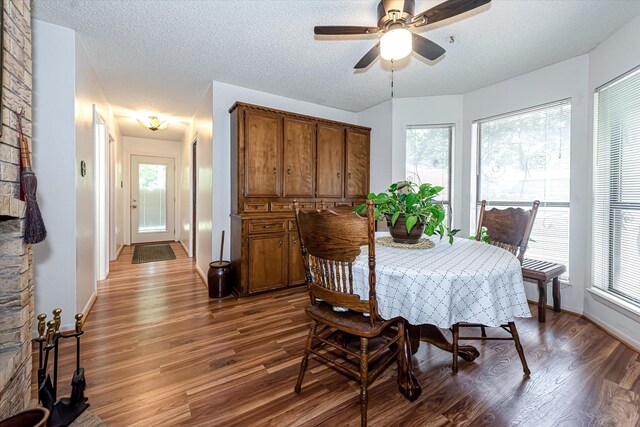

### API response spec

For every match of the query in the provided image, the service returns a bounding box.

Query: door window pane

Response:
[138,163,167,232]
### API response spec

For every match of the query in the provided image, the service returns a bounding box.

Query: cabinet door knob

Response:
[336,172,340,178]
[348,172,351,179]
[273,167,277,175]
[279,239,282,247]
[287,168,291,176]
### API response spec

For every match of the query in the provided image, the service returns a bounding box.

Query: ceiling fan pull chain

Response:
[391,58,394,98]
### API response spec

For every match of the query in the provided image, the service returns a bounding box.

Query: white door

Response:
[131,155,175,243]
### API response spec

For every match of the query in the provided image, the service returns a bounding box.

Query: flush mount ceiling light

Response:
[137,115,168,131]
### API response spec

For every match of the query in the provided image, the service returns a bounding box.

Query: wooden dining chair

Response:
[452,200,540,376]
[292,199,406,427]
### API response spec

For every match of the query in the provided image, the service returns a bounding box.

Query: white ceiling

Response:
[33,0,640,137]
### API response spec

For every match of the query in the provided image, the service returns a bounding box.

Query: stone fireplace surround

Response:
[0,0,34,419]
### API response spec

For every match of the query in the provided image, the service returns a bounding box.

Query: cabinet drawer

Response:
[316,201,334,210]
[244,201,269,212]
[248,220,287,234]
[270,201,292,212]
[296,201,315,210]
[334,201,354,207]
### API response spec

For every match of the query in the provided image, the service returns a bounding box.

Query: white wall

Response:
[357,100,392,194]
[32,20,77,325]
[180,85,214,277]
[75,34,121,317]
[583,14,640,349]
[210,81,358,261]
[122,136,182,245]
[391,96,465,228]
[461,55,590,315]
[33,20,122,329]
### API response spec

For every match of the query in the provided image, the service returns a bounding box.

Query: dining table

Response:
[351,232,532,401]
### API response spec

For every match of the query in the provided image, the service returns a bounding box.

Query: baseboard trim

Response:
[581,314,640,353]
[525,299,582,317]
[82,291,98,323]
[195,264,207,289]
[526,299,640,353]
[179,240,190,257]
[115,244,124,260]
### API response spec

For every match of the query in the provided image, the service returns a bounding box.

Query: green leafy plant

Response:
[355,181,459,244]
[469,226,491,243]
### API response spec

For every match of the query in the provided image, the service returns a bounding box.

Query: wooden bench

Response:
[522,259,566,323]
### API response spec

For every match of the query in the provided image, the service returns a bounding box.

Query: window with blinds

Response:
[474,100,571,279]
[593,66,640,306]
[406,125,453,226]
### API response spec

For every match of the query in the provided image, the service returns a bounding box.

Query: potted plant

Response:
[355,181,458,245]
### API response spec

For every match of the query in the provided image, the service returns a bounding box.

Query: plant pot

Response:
[0,408,49,427]
[385,214,425,244]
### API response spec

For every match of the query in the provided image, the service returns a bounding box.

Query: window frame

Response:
[473,99,572,277]
[594,65,640,306]
[405,123,454,227]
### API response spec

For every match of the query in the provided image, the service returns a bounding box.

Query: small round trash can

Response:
[208,261,233,298]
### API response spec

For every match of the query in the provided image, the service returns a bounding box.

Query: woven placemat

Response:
[376,236,435,249]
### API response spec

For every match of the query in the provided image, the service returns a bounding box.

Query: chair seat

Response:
[305,303,399,338]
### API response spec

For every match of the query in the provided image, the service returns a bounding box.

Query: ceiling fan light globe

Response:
[380,28,412,61]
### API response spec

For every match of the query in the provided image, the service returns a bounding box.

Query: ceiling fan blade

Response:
[314,26,379,35]
[354,43,380,69]
[412,0,491,27]
[412,34,446,61]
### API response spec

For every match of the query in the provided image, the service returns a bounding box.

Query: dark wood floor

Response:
[32,243,640,426]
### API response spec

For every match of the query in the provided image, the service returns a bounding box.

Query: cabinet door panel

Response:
[345,130,369,198]
[248,235,287,292]
[245,111,281,197]
[283,119,315,197]
[288,234,306,285]
[316,125,344,198]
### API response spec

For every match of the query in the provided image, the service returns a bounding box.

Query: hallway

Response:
[31,243,639,426]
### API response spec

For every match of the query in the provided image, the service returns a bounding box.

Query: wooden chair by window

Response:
[452,200,540,376]
[292,200,406,427]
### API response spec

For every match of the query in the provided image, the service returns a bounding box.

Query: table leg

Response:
[397,321,422,402]
[537,280,547,323]
[419,324,480,362]
[552,277,561,312]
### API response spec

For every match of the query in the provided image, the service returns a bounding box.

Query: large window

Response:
[593,66,640,305]
[406,125,453,226]
[474,100,571,278]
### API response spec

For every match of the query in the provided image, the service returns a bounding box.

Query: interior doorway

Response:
[191,138,197,258]
[130,155,176,244]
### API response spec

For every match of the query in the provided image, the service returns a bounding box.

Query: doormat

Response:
[132,244,176,264]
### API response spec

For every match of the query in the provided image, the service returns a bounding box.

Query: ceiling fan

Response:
[314,0,491,69]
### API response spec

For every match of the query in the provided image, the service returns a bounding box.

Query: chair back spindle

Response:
[293,199,378,325]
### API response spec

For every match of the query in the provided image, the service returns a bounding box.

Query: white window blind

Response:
[594,66,640,306]
[475,100,571,279]
[406,125,453,226]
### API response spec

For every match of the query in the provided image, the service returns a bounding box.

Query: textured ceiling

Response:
[34,0,640,130]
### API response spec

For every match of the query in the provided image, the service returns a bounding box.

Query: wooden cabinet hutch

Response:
[230,102,371,296]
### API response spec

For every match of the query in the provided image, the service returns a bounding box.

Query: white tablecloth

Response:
[351,233,531,328]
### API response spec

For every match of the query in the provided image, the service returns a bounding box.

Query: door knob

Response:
[132,205,137,209]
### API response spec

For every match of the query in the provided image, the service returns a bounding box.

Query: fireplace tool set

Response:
[34,309,89,427]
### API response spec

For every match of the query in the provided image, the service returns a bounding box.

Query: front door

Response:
[131,155,175,243]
